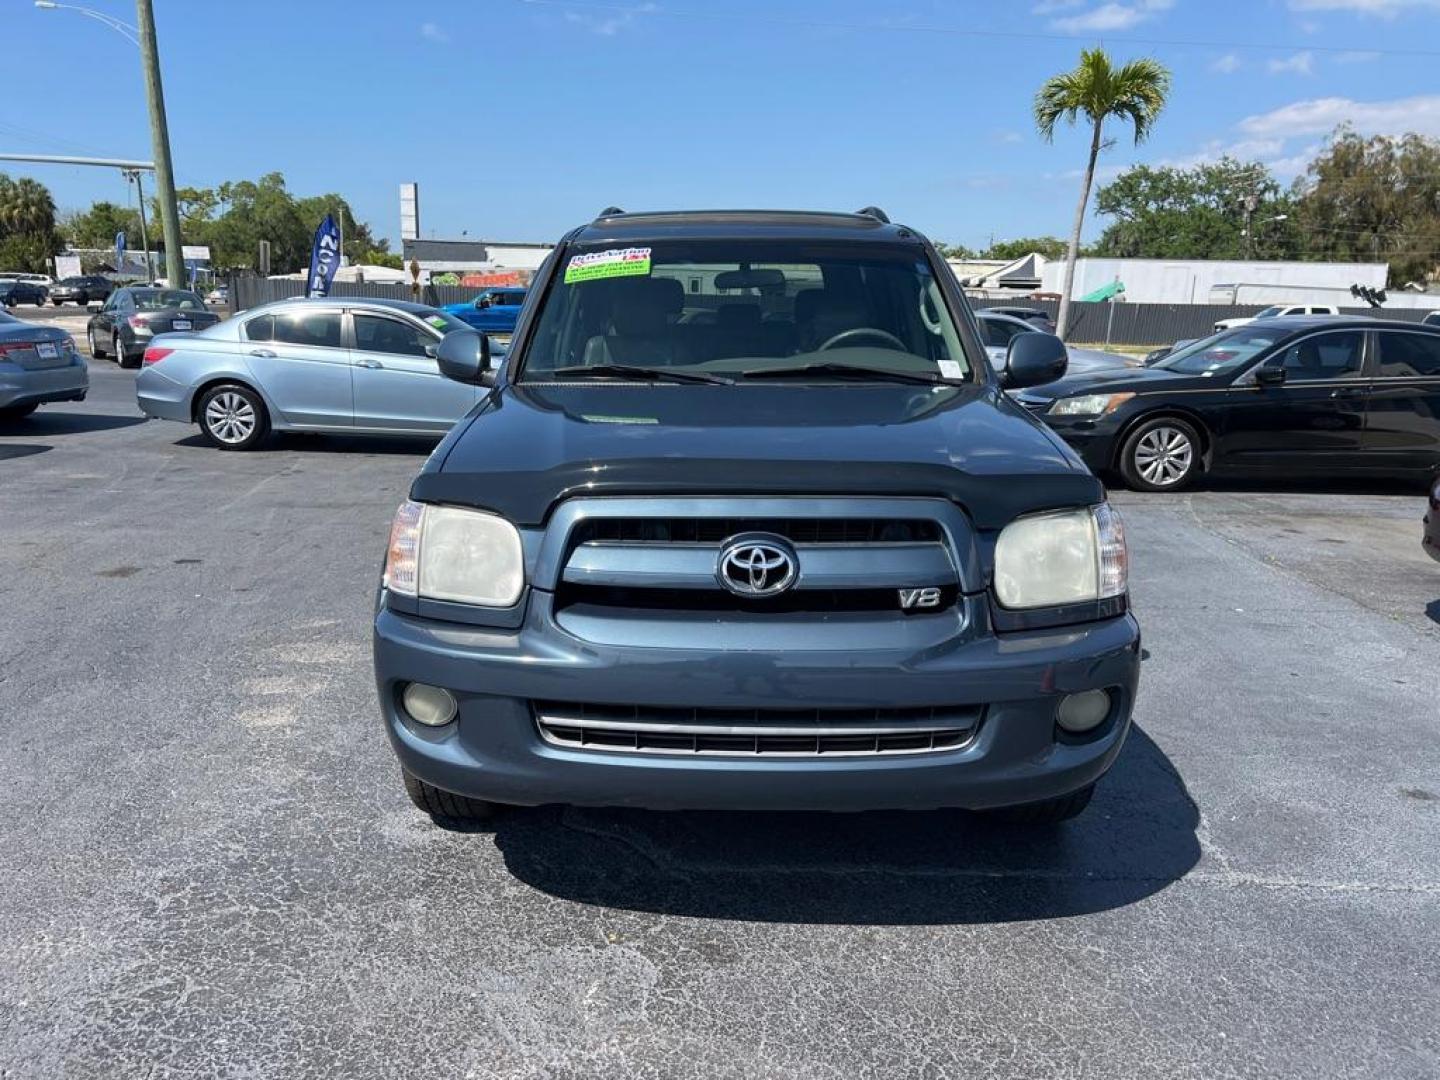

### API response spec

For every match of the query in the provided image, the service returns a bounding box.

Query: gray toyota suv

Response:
[373,208,1141,825]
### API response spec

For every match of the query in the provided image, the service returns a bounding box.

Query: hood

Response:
[1017,363,1223,403]
[412,382,1103,530]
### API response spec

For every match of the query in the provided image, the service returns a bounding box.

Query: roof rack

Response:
[855,206,891,224]
[596,206,625,218]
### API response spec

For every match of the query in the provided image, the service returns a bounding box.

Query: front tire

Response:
[88,328,106,358]
[197,384,269,450]
[988,783,1095,824]
[402,770,498,825]
[1119,417,1203,492]
[114,334,141,369]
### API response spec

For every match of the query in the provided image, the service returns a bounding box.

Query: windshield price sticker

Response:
[565,247,652,284]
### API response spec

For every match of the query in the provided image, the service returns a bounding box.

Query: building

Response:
[1041,256,1395,307]
[399,238,554,287]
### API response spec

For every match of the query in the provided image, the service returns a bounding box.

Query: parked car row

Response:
[86,287,220,368]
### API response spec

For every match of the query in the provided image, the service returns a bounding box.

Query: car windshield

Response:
[1156,327,1287,375]
[519,240,971,382]
[132,289,205,311]
[1254,305,1285,318]
[60,277,84,286]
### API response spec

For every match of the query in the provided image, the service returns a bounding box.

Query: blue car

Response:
[442,288,526,334]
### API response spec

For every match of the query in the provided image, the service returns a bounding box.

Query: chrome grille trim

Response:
[535,702,982,757]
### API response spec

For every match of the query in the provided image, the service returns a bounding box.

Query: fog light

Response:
[1056,689,1111,734]
[401,682,457,727]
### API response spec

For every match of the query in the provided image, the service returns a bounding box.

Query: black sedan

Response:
[0,280,48,308]
[1016,316,1440,491]
[48,275,113,305]
[87,287,220,368]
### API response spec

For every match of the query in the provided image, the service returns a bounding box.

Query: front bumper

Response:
[1031,412,1122,474]
[0,361,88,409]
[374,591,1142,812]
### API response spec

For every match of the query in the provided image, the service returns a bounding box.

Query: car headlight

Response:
[1047,392,1134,417]
[994,503,1127,610]
[384,500,524,607]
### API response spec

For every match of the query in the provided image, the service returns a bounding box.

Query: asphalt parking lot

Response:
[2,353,1438,1079]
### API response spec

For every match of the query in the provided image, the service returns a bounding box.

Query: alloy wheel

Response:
[1133,425,1195,488]
[204,392,257,444]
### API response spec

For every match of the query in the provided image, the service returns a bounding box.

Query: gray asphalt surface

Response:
[2,356,1438,1079]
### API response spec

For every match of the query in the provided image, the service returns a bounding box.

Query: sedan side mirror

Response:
[1256,365,1287,386]
[87,301,103,314]
[436,329,494,386]
[1001,332,1068,389]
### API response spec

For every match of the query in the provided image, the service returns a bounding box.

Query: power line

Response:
[519,0,1440,59]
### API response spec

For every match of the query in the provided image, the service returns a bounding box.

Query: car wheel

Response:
[1120,417,1202,492]
[402,770,499,825]
[87,328,106,358]
[197,383,269,450]
[987,783,1094,824]
[115,334,141,369]
[0,403,39,421]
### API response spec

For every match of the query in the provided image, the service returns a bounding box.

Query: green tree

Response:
[934,241,977,259]
[62,201,143,250]
[982,236,1068,261]
[1093,159,1298,260]
[0,173,61,272]
[1034,48,1171,337]
[1294,128,1440,285]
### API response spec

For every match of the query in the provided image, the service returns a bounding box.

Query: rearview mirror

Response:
[1255,365,1286,386]
[87,301,102,313]
[436,329,494,386]
[1001,332,1068,389]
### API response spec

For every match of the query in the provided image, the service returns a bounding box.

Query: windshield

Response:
[133,289,205,311]
[1254,305,1284,318]
[1156,327,1287,376]
[518,240,971,383]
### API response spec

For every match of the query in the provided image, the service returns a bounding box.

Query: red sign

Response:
[460,270,523,288]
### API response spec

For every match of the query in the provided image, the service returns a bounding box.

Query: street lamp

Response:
[34,0,183,288]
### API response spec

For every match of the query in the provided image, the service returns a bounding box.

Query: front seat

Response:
[583,278,687,366]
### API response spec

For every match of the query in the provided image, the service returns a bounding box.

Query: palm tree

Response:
[0,175,58,236]
[1035,49,1171,339]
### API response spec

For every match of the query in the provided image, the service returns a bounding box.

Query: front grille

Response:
[557,583,958,614]
[574,517,941,545]
[534,701,982,757]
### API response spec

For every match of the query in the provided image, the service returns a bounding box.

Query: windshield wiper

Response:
[546,363,734,385]
[739,362,947,386]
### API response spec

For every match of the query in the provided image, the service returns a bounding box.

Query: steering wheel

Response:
[817,327,907,352]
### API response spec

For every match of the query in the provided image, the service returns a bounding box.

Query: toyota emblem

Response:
[716,534,798,597]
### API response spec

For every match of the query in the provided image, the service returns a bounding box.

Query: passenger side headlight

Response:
[384,500,525,607]
[994,504,1127,610]
[1048,392,1134,417]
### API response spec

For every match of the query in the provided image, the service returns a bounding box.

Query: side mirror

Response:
[436,329,494,386]
[1256,365,1287,386]
[87,301,103,314]
[1001,332,1068,389]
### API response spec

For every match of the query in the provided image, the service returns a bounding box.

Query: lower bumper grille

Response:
[534,701,982,757]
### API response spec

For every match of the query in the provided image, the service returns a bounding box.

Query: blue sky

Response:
[6,0,1440,251]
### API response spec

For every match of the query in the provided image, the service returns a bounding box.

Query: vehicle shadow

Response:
[173,432,440,456]
[1193,475,1426,497]
[0,413,145,436]
[489,724,1200,925]
[1427,600,1440,627]
[0,443,51,461]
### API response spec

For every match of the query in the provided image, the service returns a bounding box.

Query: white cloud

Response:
[1238,93,1440,138]
[562,2,657,35]
[1049,0,1174,32]
[995,131,1025,144]
[1267,51,1315,74]
[419,21,450,43]
[1289,0,1440,15]
[1210,53,1242,74]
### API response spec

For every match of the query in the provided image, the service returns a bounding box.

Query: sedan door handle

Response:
[1329,385,1366,399]
[248,348,276,358]
[357,359,384,369]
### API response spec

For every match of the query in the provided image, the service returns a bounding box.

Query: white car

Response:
[1214,303,1338,333]
[1423,310,1439,328]
[0,272,54,286]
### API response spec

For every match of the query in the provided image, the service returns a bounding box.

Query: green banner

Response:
[564,247,652,284]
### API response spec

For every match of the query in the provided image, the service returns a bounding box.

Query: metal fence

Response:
[971,298,1431,346]
[230,274,1430,348]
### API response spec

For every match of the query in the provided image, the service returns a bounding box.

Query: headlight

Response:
[384,500,524,607]
[1048,392,1134,418]
[994,503,1128,610]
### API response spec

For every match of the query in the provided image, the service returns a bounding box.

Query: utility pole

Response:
[135,0,182,287]
[123,168,153,280]
[1242,192,1258,261]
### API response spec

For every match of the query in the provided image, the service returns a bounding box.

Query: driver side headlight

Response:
[994,504,1127,610]
[1048,392,1134,417]
[384,500,525,607]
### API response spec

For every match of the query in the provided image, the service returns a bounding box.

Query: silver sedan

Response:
[135,297,492,450]
[975,310,1132,381]
[0,309,88,420]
